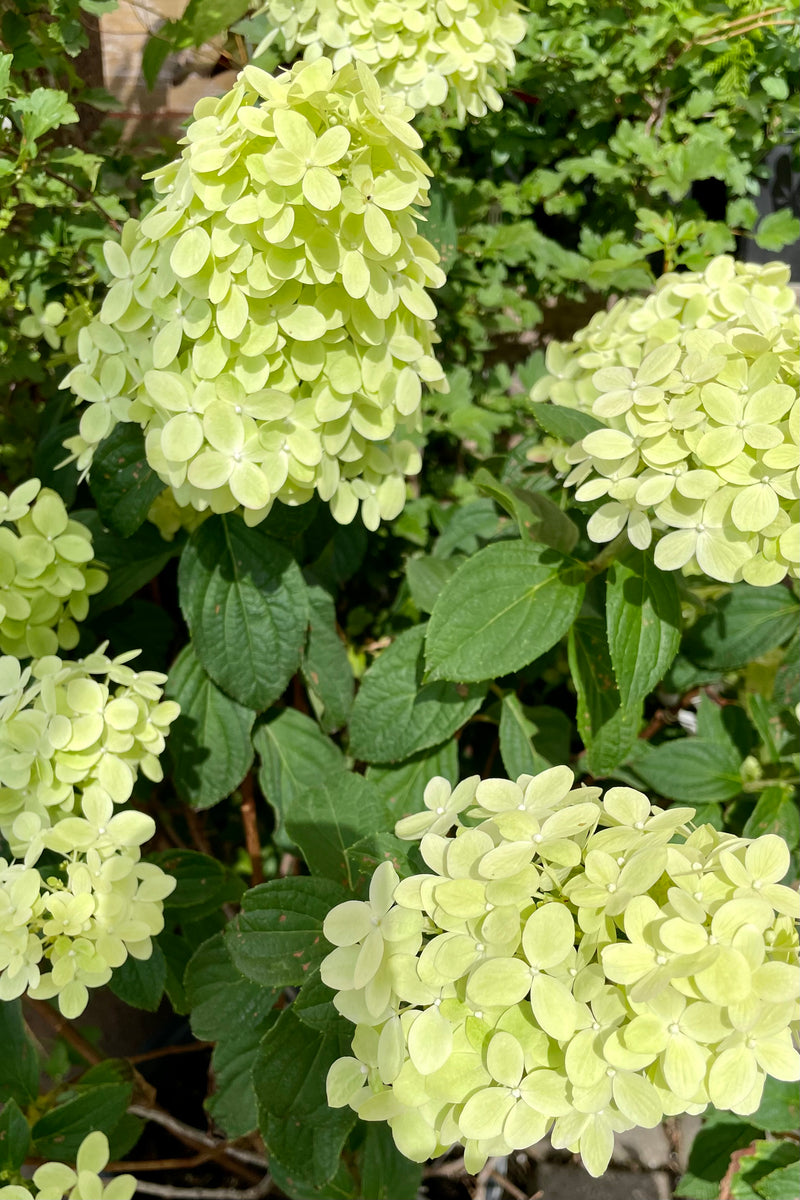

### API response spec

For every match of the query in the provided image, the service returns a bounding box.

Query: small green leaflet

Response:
[606,549,681,708]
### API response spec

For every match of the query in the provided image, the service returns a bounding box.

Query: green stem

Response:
[584,532,631,579]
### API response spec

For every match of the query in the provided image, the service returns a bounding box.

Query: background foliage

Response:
[0,0,799,1197]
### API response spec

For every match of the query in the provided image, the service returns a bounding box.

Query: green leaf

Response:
[32,1063,132,1160]
[366,741,459,824]
[0,1000,38,1106]
[254,708,346,832]
[425,184,458,271]
[16,88,77,143]
[185,932,278,1137]
[606,550,681,707]
[89,424,165,537]
[0,1098,30,1174]
[178,515,309,710]
[292,971,339,1033]
[348,624,487,763]
[254,1008,356,1188]
[344,834,423,896]
[431,499,500,559]
[269,1157,359,1200]
[166,643,256,810]
[361,1123,422,1200]
[743,785,800,844]
[474,467,579,553]
[683,584,799,672]
[499,695,572,778]
[754,209,800,251]
[629,736,744,803]
[425,541,584,682]
[73,511,179,616]
[149,849,244,920]
[301,586,354,733]
[141,34,173,90]
[731,1139,799,1200]
[225,877,346,988]
[406,556,463,614]
[568,618,640,776]
[675,1113,762,1200]
[772,635,800,710]
[285,773,386,889]
[530,402,606,444]
[749,1078,800,1135]
[108,944,166,1012]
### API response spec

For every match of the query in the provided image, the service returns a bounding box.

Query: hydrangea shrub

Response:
[0,645,179,1016]
[63,57,448,532]
[0,480,106,658]
[265,0,527,119]
[0,1131,137,1199]
[321,767,800,1177]
[532,256,800,586]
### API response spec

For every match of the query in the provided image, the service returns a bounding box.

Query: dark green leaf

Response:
[0,1000,38,1106]
[499,695,572,778]
[254,1009,355,1188]
[32,1062,132,1160]
[225,877,346,988]
[89,424,165,537]
[185,932,278,1137]
[772,635,800,710]
[683,585,799,672]
[406,556,463,614]
[474,467,579,553]
[366,741,459,824]
[166,643,256,810]
[269,1155,359,1199]
[344,834,424,896]
[178,515,309,710]
[301,586,354,733]
[675,1113,762,1200]
[530,402,605,443]
[750,1078,800,1133]
[606,550,681,707]
[285,774,386,889]
[426,541,584,682]
[74,511,180,616]
[0,1098,30,1173]
[630,737,743,803]
[292,972,339,1032]
[731,1139,799,1200]
[149,849,244,920]
[108,944,166,1012]
[568,618,641,776]
[743,785,800,843]
[348,624,487,763]
[431,499,500,559]
[254,708,346,831]
[361,1123,422,1200]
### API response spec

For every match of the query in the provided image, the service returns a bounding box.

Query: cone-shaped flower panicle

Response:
[0,479,106,658]
[320,769,800,1177]
[62,58,449,532]
[0,645,179,1017]
[264,0,527,121]
[531,256,800,586]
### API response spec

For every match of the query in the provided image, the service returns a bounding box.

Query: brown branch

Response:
[131,1179,272,1199]
[488,1169,532,1200]
[240,773,264,886]
[24,997,103,1064]
[183,805,213,856]
[106,1153,215,1172]
[128,1041,213,1065]
[127,1105,268,1171]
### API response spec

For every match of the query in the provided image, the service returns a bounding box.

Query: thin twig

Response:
[107,1154,214,1172]
[183,805,213,856]
[239,774,264,886]
[473,1157,497,1200]
[128,1041,213,1065]
[131,1178,272,1199]
[127,1106,268,1170]
[24,997,103,1064]
[488,1170,531,1200]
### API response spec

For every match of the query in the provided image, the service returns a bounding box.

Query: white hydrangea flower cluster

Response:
[531,257,800,586]
[62,57,448,532]
[265,0,527,120]
[0,480,106,659]
[322,767,800,1178]
[0,1131,137,1199]
[0,647,178,1017]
